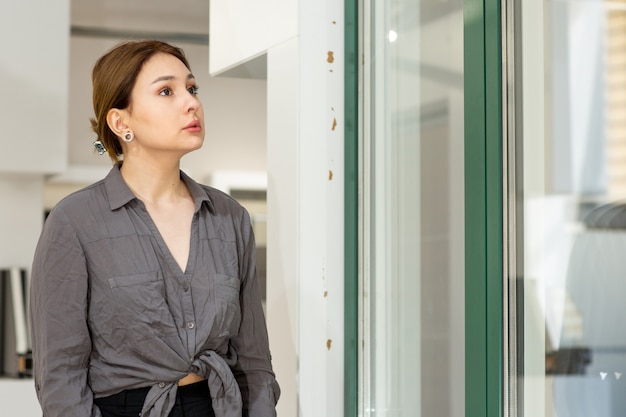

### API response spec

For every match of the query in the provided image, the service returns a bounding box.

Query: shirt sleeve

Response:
[29,208,102,417]
[230,209,281,417]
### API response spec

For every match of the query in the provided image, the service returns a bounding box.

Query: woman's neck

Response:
[119,157,188,205]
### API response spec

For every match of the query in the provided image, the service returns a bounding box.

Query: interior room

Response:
[0,1,270,415]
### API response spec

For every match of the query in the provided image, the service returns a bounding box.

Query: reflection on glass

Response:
[361,0,464,416]
[514,1,626,416]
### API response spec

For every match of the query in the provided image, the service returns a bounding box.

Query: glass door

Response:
[359,0,465,416]
[506,0,626,416]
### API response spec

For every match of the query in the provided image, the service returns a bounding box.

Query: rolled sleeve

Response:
[30,209,101,417]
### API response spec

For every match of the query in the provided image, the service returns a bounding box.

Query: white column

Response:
[296,1,344,416]
[266,1,344,416]
[211,0,345,414]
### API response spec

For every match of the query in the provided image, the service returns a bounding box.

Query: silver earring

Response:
[93,140,107,155]
[123,131,134,142]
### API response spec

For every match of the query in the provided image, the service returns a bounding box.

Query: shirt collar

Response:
[180,169,215,213]
[104,164,215,213]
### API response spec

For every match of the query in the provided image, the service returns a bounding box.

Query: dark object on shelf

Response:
[0,267,32,378]
[546,347,592,375]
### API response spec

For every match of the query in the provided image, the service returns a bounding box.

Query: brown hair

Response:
[90,40,191,163]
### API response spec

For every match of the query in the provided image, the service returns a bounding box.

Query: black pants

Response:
[94,380,215,417]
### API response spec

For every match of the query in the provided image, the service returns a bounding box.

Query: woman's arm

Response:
[230,209,280,417]
[30,209,101,417]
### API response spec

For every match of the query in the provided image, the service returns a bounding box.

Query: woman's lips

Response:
[184,120,201,132]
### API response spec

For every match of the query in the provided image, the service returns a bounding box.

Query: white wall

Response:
[266,39,299,417]
[0,0,69,413]
[0,176,44,268]
[0,0,69,262]
[0,1,69,174]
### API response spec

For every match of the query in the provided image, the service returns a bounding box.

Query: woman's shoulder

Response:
[47,179,108,220]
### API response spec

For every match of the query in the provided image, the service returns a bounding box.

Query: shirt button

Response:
[183,285,189,292]
[187,322,195,329]
[158,382,165,388]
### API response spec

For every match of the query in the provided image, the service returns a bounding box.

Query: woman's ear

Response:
[106,108,129,138]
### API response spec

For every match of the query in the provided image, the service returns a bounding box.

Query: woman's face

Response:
[125,52,205,158]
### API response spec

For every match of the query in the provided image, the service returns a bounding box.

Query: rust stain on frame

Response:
[327,339,332,350]
[328,170,334,181]
[327,51,334,63]
[331,117,337,131]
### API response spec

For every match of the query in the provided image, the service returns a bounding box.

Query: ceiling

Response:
[70,0,209,43]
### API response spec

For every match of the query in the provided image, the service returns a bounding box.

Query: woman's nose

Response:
[186,94,201,113]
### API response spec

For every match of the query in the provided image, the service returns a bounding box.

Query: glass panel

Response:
[360,0,464,416]
[510,0,626,416]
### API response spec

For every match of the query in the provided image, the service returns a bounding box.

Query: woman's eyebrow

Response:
[151,73,195,84]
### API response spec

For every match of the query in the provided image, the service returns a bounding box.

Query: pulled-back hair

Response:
[90,40,191,163]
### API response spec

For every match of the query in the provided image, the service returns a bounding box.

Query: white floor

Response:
[0,379,41,416]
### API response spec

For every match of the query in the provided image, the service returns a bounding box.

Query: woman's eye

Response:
[159,87,172,96]
[188,85,199,95]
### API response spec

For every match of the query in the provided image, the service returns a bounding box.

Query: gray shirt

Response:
[30,165,279,417]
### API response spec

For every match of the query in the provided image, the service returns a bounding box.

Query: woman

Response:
[30,40,280,417]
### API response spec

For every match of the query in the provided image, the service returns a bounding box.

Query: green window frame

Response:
[464,0,504,416]
[343,0,505,416]
[344,0,359,416]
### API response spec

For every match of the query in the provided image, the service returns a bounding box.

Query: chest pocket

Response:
[108,272,178,341]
